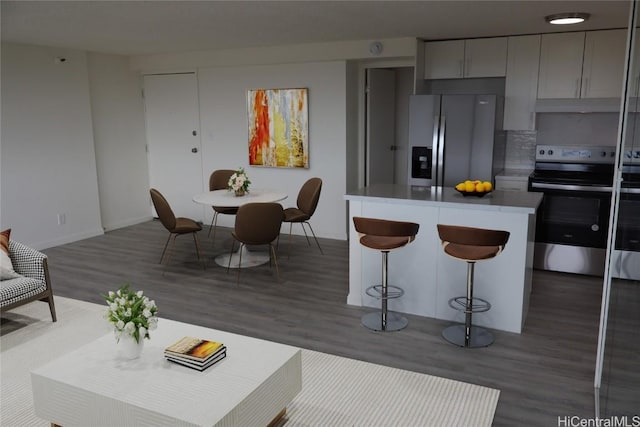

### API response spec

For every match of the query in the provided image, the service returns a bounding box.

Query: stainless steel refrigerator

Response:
[407,94,504,187]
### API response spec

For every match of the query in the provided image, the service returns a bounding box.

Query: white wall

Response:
[131,38,417,72]
[0,38,415,249]
[131,39,417,241]
[197,61,348,239]
[1,43,103,249]
[87,53,151,231]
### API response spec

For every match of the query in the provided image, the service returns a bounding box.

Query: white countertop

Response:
[344,184,542,214]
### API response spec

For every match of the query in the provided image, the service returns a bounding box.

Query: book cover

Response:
[165,336,225,362]
[165,347,226,366]
[165,351,226,372]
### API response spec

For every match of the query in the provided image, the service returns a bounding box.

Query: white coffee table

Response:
[31,318,302,427]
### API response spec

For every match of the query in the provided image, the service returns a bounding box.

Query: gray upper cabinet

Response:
[424,38,507,79]
[537,32,585,99]
[581,29,627,98]
[504,35,541,130]
[424,40,465,79]
[464,38,508,78]
[538,30,626,99]
[631,32,640,97]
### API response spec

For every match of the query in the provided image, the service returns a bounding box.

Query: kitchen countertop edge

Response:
[344,184,542,214]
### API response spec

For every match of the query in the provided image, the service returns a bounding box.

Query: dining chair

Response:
[208,169,239,246]
[149,188,205,269]
[227,202,284,285]
[281,177,323,257]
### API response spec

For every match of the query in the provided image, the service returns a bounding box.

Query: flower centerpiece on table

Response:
[103,284,158,343]
[228,167,251,196]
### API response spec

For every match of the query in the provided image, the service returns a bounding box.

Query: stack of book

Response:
[164,336,227,371]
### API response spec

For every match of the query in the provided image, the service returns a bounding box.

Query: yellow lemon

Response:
[464,180,472,185]
[465,182,475,192]
[455,183,466,191]
[483,181,493,192]
[475,183,485,192]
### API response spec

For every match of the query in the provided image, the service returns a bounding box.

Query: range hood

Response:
[535,98,621,113]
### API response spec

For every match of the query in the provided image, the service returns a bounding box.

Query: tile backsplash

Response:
[502,113,619,171]
[505,131,536,170]
[536,113,619,147]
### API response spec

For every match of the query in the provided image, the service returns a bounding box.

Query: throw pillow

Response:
[0,228,20,280]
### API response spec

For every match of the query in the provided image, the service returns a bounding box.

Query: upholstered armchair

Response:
[0,240,57,321]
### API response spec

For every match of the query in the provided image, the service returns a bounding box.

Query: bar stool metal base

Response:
[442,324,494,348]
[362,311,408,332]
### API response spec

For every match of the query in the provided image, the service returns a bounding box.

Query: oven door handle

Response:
[530,182,613,192]
[620,187,640,194]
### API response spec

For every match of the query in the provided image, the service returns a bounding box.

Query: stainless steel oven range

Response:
[611,151,640,280]
[528,145,616,277]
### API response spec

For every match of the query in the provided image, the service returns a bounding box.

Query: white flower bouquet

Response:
[228,167,251,194]
[103,284,158,343]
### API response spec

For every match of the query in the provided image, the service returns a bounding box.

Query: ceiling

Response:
[1,1,632,56]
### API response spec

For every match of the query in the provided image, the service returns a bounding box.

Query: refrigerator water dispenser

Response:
[411,147,431,179]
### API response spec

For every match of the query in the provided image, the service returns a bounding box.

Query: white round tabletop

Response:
[193,189,288,207]
[192,188,289,269]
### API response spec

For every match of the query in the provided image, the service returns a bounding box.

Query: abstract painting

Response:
[247,88,309,168]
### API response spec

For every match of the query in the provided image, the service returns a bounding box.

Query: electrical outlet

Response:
[57,213,66,225]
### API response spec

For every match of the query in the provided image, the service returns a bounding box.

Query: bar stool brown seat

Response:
[437,224,510,348]
[353,217,419,332]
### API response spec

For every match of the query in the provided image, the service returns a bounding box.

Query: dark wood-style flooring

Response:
[32,220,635,425]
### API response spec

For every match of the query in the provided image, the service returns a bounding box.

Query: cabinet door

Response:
[424,40,464,79]
[629,31,640,99]
[538,32,585,99]
[631,34,640,98]
[504,35,541,130]
[465,37,508,78]
[581,29,627,98]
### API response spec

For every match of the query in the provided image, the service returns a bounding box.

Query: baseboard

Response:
[34,228,105,250]
[103,215,153,232]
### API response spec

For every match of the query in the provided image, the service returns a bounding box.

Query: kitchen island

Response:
[344,184,543,334]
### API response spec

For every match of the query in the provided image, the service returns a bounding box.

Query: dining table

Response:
[192,189,288,268]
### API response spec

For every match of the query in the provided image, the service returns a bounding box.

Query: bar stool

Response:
[353,217,420,332]
[437,224,510,348]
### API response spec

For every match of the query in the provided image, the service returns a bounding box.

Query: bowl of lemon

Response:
[455,180,493,197]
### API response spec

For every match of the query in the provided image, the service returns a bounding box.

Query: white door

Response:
[144,73,204,221]
[366,68,396,185]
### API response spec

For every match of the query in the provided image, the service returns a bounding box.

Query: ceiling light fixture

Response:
[545,12,590,25]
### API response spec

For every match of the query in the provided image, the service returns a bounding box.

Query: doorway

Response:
[143,73,204,221]
[364,67,414,186]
